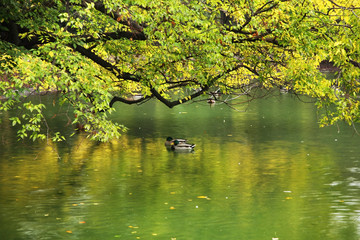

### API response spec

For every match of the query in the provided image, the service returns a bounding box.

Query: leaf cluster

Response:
[1,0,360,141]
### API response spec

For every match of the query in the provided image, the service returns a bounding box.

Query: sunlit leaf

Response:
[197,196,208,199]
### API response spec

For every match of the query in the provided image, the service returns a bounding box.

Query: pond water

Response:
[1,93,360,240]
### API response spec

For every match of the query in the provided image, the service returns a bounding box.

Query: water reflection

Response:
[1,95,360,239]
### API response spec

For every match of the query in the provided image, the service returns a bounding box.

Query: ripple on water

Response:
[347,167,360,173]
[348,181,360,188]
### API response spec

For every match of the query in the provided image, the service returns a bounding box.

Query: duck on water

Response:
[165,137,196,151]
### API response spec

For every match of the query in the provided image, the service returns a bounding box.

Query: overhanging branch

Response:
[150,85,210,108]
[109,95,152,107]
[74,45,140,82]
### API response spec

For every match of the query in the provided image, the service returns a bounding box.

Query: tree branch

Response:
[349,60,360,69]
[109,95,151,107]
[74,45,140,82]
[327,0,360,10]
[92,1,145,33]
[254,1,279,15]
[150,85,209,108]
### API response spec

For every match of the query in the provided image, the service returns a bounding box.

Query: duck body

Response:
[164,137,187,146]
[171,139,196,152]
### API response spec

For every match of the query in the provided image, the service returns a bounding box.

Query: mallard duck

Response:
[171,139,196,151]
[164,137,187,146]
[207,98,216,104]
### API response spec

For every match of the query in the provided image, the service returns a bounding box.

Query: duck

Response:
[207,98,216,104]
[164,137,187,146]
[171,139,196,152]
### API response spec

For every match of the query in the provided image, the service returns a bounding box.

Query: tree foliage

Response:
[0,0,360,141]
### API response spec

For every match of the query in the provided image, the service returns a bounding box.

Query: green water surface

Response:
[1,94,360,240]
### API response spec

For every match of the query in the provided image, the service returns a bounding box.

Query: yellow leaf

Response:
[197,196,208,198]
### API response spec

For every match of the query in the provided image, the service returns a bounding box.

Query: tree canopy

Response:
[1,0,360,141]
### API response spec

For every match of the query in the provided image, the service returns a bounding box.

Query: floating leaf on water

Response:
[197,196,207,199]
[197,196,211,200]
